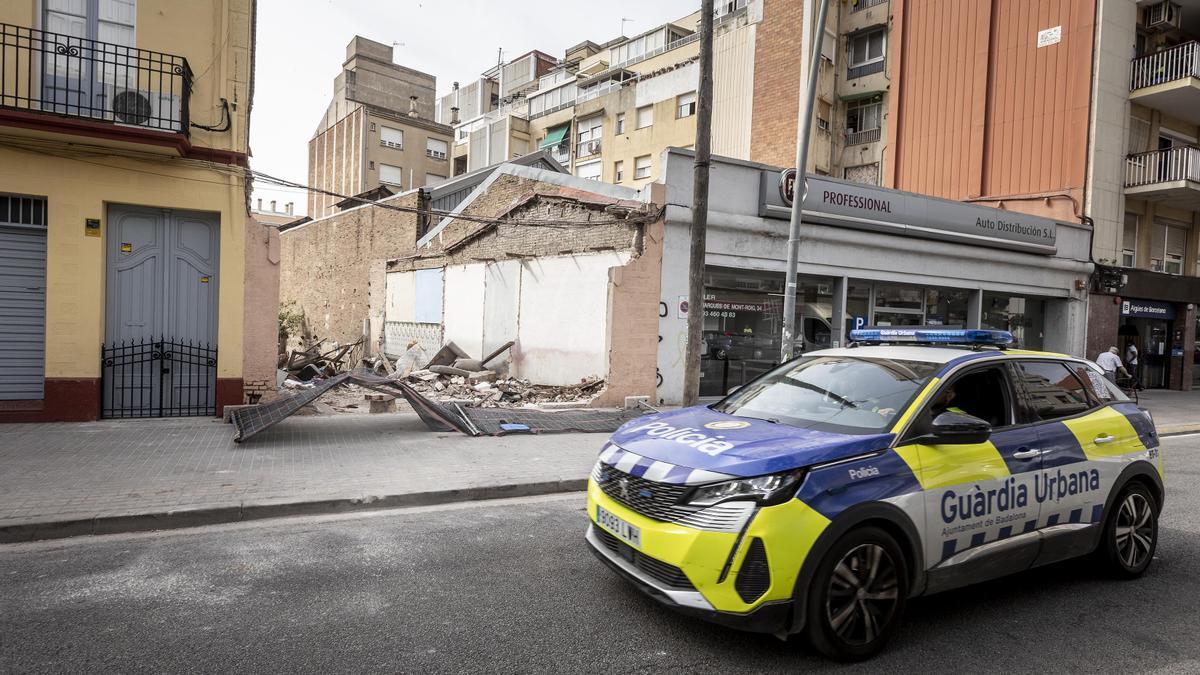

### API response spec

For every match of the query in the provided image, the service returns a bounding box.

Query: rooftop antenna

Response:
[496,46,504,66]
[620,18,634,36]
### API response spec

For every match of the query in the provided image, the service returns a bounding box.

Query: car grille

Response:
[734,538,771,603]
[592,462,754,533]
[593,526,696,590]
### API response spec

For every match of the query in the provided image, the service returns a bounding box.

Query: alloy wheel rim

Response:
[826,543,899,646]
[1115,493,1154,569]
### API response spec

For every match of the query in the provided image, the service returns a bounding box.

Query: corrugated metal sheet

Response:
[892,0,1094,200]
[712,23,756,159]
[0,224,46,400]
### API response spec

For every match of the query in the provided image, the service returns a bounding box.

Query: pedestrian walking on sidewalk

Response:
[1097,346,1128,384]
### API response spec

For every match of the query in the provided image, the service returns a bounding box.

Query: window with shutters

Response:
[616,113,626,134]
[576,115,603,157]
[1150,219,1188,274]
[575,160,602,181]
[380,164,403,187]
[1123,213,1138,267]
[848,28,886,79]
[634,154,652,179]
[380,126,404,149]
[426,138,448,160]
[614,160,624,182]
[425,173,446,186]
[677,92,696,119]
[636,105,653,129]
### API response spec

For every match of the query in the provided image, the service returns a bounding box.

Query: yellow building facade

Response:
[0,0,257,421]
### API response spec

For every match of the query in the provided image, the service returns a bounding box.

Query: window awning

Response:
[839,89,885,103]
[540,123,570,148]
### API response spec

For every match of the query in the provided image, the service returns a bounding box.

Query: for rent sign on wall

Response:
[762,171,1060,255]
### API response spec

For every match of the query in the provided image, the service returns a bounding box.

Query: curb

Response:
[0,478,588,545]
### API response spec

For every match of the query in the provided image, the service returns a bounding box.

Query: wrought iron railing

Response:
[846,127,882,145]
[0,23,192,133]
[1125,146,1200,188]
[1130,41,1200,91]
[101,337,216,418]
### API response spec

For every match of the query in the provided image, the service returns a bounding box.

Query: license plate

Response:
[596,504,641,549]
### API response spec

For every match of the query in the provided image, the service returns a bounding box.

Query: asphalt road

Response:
[2,435,1199,674]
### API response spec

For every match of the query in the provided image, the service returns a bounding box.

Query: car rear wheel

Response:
[1100,482,1158,579]
[804,526,908,661]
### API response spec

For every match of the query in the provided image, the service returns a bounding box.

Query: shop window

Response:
[983,293,1044,350]
[634,155,652,179]
[925,288,970,327]
[1123,213,1138,267]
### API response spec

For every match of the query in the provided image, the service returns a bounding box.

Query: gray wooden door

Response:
[0,208,48,400]
[105,205,218,415]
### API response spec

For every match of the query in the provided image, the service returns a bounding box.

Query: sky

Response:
[250,0,701,216]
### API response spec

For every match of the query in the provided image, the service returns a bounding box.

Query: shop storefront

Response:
[655,150,1093,405]
[1088,267,1199,391]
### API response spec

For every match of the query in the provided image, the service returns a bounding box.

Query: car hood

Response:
[609,406,896,478]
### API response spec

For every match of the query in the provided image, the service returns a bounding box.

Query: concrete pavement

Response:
[1,435,1197,672]
[1,387,1197,544]
[0,414,605,543]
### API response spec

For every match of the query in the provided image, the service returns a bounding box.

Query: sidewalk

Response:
[0,414,606,543]
[1,390,1196,544]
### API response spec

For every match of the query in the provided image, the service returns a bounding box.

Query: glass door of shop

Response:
[872,285,924,327]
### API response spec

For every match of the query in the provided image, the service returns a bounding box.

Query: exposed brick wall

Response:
[750,0,804,167]
[279,193,420,347]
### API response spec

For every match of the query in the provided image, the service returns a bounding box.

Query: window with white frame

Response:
[616,112,626,134]
[848,28,886,79]
[576,115,603,157]
[636,105,653,129]
[575,160,602,181]
[677,92,697,119]
[1151,219,1188,274]
[614,160,624,182]
[634,155,652,179]
[380,126,404,149]
[379,164,403,187]
[426,137,448,160]
[613,28,668,65]
[846,95,883,144]
[1122,213,1138,267]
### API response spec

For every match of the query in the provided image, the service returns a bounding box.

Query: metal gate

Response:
[101,336,217,418]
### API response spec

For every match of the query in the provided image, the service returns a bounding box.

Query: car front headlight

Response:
[685,469,806,507]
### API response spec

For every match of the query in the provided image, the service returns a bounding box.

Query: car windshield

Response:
[712,355,941,434]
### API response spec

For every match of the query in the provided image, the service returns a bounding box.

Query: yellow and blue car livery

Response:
[585,331,1163,639]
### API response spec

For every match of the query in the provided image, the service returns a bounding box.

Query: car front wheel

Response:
[804,526,908,661]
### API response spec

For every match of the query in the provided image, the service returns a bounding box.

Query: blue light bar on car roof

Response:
[848,327,1015,346]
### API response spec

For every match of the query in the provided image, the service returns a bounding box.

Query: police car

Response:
[585,328,1162,661]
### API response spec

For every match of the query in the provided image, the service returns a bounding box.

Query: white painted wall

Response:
[635,61,699,109]
[442,264,486,358]
[482,260,521,372]
[516,252,629,385]
[385,271,416,322]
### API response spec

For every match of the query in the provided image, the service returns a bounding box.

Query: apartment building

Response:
[0,0,266,421]
[308,37,454,218]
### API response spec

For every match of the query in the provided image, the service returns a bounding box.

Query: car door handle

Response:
[1012,448,1042,459]
[1094,434,1117,445]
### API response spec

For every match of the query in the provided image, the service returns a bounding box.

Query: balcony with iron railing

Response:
[1129,41,1200,125]
[1125,146,1200,209]
[0,23,192,141]
[845,127,882,146]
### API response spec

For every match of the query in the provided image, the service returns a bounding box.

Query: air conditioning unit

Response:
[586,140,602,155]
[1146,1,1182,31]
[102,84,183,132]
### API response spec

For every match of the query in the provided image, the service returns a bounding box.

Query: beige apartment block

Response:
[308,36,453,217]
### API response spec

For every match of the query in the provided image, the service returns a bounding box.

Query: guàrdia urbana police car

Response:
[584,328,1162,661]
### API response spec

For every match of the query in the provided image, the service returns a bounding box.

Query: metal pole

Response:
[682,0,715,407]
[781,0,831,363]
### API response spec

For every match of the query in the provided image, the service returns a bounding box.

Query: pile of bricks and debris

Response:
[367,340,606,409]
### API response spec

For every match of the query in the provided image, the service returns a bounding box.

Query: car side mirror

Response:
[927,411,991,445]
